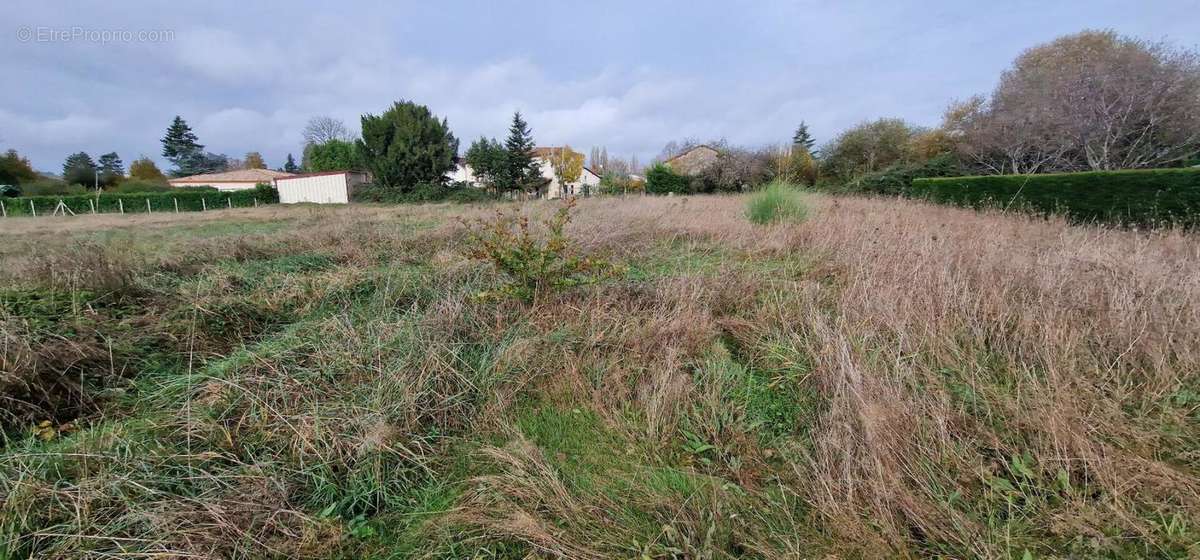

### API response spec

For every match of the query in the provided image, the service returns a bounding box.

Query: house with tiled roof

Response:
[168,168,295,191]
[664,145,720,175]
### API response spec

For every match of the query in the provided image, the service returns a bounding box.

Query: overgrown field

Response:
[1,196,1197,559]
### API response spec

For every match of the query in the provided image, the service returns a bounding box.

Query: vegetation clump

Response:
[463,197,612,301]
[911,167,1200,227]
[746,181,809,224]
[645,162,690,194]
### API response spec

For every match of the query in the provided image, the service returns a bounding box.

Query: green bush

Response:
[645,163,690,194]
[253,182,280,204]
[0,187,274,217]
[303,139,360,173]
[746,181,809,225]
[910,168,1200,227]
[835,154,965,196]
[351,181,497,204]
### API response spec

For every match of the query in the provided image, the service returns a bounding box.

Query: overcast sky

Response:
[2,0,1197,172]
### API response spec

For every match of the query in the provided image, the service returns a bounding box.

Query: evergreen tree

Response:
[502,111,545,194]
[356,100,458,191]
[792,121,816,154]
[161,116,205,176]
[282,153,300,173]
[62,152,98,186]
[97,152,124,187]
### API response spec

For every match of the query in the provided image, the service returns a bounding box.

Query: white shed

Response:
[275,171,368,204]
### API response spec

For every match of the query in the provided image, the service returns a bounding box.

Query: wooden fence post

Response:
[202,198,207,211]
[1,200,6,218]
[89,199,96,214]
[227,197,232,209]
[253,198,258,208]
[30,199,36,217]
[174,198,179,213]
[118,199,124,214]
[146,199,152,213]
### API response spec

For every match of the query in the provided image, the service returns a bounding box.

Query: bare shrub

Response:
[952,30,1200,173]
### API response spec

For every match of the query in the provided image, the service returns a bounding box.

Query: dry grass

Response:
[1,195,1197,559]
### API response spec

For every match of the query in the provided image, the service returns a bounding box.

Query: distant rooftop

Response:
[169,168,295,183]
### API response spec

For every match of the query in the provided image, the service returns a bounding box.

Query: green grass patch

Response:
[624,238,734,281]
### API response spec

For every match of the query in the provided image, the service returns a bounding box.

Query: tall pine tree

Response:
[97,152,124,187]
[502,111,545,194]
[62,152,98,186]
[792,121,816,154]
[161,116,205,177]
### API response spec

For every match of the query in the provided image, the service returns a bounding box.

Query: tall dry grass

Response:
[2,194,1197,558]
[773,196,1200,556]
[458,194,1200,557]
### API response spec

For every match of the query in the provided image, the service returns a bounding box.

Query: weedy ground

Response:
[1,195,1197,559]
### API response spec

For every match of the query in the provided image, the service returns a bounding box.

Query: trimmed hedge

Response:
[351,182,500,204]
[910,168,1200,227]
[0,184,278,217]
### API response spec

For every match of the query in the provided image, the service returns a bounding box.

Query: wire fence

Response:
[0,192,272,218]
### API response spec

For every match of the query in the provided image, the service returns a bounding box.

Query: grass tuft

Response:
[745,181,809,225]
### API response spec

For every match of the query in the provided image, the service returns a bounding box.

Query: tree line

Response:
[7,29,1192,200]
[820,30,1200,187]
[646,29,1200,195]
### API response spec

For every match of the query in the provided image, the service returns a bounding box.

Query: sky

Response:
[2,0,1198,173]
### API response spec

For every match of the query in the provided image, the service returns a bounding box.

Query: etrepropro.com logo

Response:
[16,26,175,43]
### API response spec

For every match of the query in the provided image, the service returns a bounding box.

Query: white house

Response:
[169,168,294,191]
[447,158,479,185]
[537,160,601,198]
[274,171,369,204]
[448,148,602,198]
